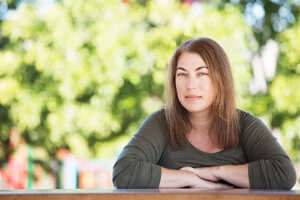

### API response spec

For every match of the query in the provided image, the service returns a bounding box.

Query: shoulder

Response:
[236,109,275,142]
[237,109,268,130]
[136,109,168,138]
[146,108,166,121]
[237,109,257,123]
[140,109,167,128]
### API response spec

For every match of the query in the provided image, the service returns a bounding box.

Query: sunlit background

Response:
[0,0,299,190]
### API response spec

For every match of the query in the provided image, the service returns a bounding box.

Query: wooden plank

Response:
[0,189,299,200]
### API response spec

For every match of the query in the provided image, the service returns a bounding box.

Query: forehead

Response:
[177,52,207,70]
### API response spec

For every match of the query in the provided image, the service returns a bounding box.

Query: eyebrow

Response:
[176,66,208,71]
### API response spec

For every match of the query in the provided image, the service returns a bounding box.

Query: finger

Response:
[191,168,220,182]
[194,174,219,182]
[179,166,194,172]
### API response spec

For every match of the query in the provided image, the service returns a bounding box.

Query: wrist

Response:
[182,170,197,187]
[213,165,223,180]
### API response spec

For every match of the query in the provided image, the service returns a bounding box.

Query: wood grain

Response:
[0,189,299,200]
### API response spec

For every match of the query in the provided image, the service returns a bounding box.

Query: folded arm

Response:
[241,112,296,189]
[180,164,249,188]
[113,111,167,188]
[159,167,233,189]
[181,111,296,189]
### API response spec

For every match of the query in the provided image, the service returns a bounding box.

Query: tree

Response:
[0,0,253,165]
[218,0,300,160]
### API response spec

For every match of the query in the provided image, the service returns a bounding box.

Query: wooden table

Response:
[0,189,299,200]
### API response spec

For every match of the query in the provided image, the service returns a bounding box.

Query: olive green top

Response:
[113,109,296,189]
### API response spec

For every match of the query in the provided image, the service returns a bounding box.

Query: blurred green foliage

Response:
[0,0,299,166]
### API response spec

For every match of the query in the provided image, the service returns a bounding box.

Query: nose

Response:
[187,76,196,89]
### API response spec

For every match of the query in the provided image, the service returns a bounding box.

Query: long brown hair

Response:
[165,37,239,150]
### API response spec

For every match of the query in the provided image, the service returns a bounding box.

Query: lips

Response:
[185,95,202,100]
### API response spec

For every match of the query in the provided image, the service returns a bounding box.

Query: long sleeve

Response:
[112,110,168,189]
[239,111,297,189]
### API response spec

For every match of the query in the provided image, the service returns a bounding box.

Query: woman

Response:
[112,37,296,189]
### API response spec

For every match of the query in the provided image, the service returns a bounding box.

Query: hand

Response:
[180,164,250,189]
[180,166,221,182]
[188,172,232,189]
[159,166,233,189]
[182,167,232,189]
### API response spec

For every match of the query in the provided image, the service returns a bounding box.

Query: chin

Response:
[184,107,208,113]
[182,104,212,114]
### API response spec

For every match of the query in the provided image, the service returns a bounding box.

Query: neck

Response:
[188,109,212,134]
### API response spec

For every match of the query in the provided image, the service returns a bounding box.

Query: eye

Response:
[177,73,186,77]
[198,72,208,76]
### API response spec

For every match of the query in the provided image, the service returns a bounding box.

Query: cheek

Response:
[206,82,215,99]
[175,80,184,98]
[175,79,180,92]
[202,83,212,91]
[200,79,214,96]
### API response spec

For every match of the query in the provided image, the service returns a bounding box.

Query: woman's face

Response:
[175,52,215,115]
